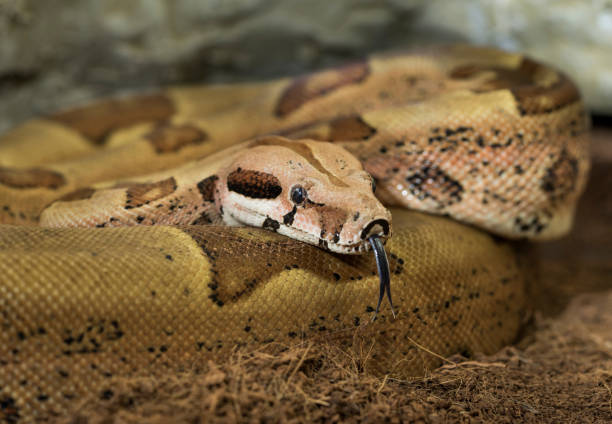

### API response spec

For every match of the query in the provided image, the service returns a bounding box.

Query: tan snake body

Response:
[0,45,590,421]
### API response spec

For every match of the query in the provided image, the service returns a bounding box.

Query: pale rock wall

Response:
[0,0,610,133]
[420,0,612,115]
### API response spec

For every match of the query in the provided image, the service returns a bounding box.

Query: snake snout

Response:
[360,218,390,240]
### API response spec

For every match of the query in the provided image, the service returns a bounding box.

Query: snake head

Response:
[216,136,392,254]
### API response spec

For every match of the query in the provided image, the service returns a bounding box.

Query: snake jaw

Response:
[368,235,396,321]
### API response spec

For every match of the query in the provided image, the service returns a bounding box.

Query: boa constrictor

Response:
[0,45,590,421]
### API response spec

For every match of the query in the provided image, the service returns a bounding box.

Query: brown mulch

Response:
[63,123,612,423]
[64,294,612,423]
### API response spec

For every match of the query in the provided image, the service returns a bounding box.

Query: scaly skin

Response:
[0,45,589,421]
[39,137,392,254]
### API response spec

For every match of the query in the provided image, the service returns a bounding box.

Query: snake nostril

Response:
[360,219,390,240]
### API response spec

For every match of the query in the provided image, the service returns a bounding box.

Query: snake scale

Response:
[0,45,590,421]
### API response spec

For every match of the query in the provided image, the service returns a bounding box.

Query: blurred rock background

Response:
[1,0,612,133]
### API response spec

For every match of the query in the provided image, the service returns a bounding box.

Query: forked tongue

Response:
[368,235,396,321]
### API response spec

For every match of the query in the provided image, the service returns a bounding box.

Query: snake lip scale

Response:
[0,44,590,420]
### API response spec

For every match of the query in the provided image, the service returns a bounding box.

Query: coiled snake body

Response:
[0,45,590,421]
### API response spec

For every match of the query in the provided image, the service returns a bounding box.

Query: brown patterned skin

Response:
[39,137,391,253]
[0,46,589,238]
[0,45,590,420]
[0,167,66,189]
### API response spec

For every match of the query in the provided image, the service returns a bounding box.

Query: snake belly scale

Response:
[0,45,589,421]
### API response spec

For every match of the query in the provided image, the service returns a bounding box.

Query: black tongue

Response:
[368,235,396,321]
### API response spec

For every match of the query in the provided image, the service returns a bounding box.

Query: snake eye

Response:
[371,176,377,193]
[290,185,307,204]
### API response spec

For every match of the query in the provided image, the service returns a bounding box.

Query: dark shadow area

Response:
[531,119,612,316]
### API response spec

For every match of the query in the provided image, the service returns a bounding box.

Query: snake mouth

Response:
[317,235,390,254]
[361,219,390,240]
[318,218,391,254]
[266,213,389,254]
[323,218,390,254]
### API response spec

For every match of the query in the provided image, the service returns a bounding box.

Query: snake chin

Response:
[225,205,389,254]
[281,223,390,255]
[325,240,378,255]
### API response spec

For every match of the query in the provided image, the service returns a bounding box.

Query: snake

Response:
[0,45,590,421]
